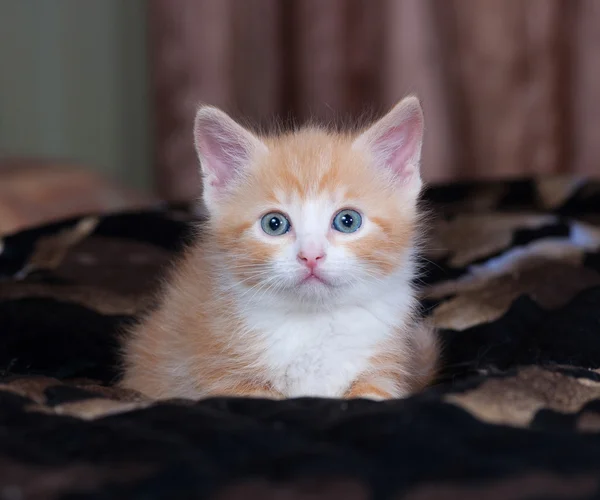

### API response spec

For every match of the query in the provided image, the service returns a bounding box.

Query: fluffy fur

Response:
[120,96,439,400]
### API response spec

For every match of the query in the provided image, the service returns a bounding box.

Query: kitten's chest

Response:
[246,305,396,398]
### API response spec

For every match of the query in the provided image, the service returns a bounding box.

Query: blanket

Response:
[2,175,600,499]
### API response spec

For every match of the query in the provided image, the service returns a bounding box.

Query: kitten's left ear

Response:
[194,106,268,212]
[353,96,424,200]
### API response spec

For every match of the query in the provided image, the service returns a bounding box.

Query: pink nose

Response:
[297,249,325,269]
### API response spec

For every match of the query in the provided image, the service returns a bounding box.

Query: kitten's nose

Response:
[297,248,325,269]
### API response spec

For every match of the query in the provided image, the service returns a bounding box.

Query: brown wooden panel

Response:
[149,0,236,202]
[522,0,565,176]
[291,0,348,123]
[232,0,284,129]
[449,0,531,179]
[148,0,598,201]
[383,0,458,182]
[571,0,600,177]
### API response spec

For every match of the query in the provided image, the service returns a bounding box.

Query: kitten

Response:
[120,96,439,400]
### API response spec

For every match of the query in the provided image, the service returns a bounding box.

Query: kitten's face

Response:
[211,133,418,302]
[194,97,424,304]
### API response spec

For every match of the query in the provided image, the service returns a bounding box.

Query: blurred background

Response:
[1,0,599,233]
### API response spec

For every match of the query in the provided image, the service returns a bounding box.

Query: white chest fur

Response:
[238,283,414,398]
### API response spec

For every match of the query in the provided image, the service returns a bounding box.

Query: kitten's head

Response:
[194,96,425,305]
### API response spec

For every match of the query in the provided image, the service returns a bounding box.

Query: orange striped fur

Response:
[120,96,439,400]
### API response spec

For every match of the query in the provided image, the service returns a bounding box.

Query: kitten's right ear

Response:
[352,96,424,202]
[194,106,267,210]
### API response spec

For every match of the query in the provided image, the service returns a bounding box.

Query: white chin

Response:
[303,276,328,286]
[297,279,343,300]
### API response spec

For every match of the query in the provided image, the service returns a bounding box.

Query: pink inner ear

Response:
[374,116,421,181]
[196,121,251,191]
[200,131,236,189]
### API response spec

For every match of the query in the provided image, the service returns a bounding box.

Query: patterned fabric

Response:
[0,159,158,236]
[2,176,600,498]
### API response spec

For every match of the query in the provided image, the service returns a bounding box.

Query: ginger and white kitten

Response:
[120,96,439,400]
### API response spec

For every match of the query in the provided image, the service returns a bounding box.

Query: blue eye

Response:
[261,212,290,236]
[333,209,362,233]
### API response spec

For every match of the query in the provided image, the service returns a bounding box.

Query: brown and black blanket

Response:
[2,175,600,499]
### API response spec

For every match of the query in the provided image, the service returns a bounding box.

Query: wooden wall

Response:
[149,0,600,201]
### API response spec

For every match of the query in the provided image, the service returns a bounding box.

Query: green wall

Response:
[0,0,152,191]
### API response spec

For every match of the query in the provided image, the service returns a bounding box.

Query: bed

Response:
[1,175,600,498]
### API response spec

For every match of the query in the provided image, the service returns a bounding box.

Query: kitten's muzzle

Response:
[297,248,326,271]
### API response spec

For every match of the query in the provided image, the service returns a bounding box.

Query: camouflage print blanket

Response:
[2,175,600,499]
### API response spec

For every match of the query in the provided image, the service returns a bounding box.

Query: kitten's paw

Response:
[242,390,284,400]
[207,383,284,400]
[344,382,393,401]
[354,392,387,401]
